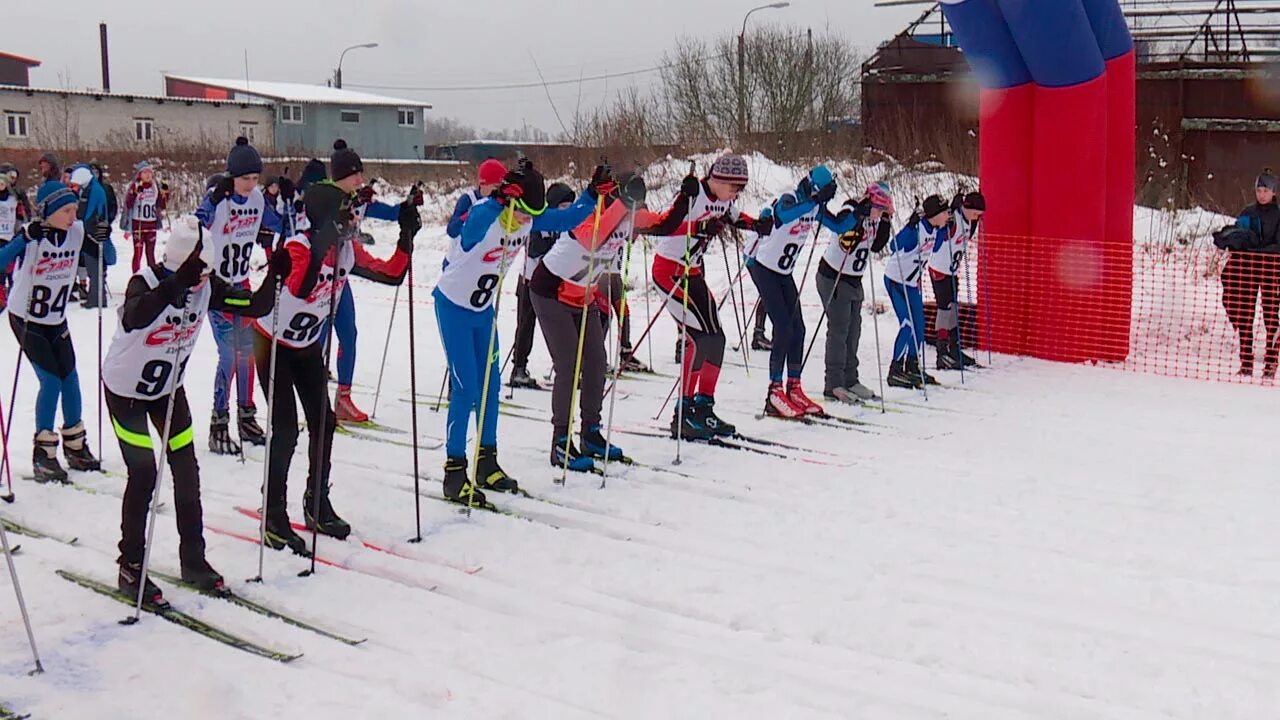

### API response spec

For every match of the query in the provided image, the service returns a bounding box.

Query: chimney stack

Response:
[99,23,111,92]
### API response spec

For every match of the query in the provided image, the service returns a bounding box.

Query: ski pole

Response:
[730,296,762,354]
[558,191,606,487]
[601,205,639,486]
[867,249,887,414]
[653,361,683,421]
[432,371,447,413]
[124,313,194,624]
[729,226,753,363]
[97,242,104,458]
[249,283,283,584]
[467,260,509,513]
[0,396,11,502]
[0,252,39,493]
[944,226,966,385]
[673,193,694,467]
[370,283,400,419]
[719,234,750,375]
[406,262,424,542]
[891,225,928,401]
[601,265,687,398]
[800,239,855,373]
[641,236,655,370]
[0,515,42,674]
[301,256,344,576]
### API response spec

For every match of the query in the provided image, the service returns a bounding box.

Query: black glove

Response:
[398,201,422,245]
[752,216,774,235]
[278,177,295,201]
[621,175,647,209]
[516,157,535,175]
[590,164,616,197]
[160,181,170,192]
[680,174,700,198]
[92,221,111,243]
[293,198,305,215]
[174,241,206,289]
[21,221,45,242]
[210,174,235,204]
[694,217,725,238]
[815,181,837,204]
[270,246,292,279]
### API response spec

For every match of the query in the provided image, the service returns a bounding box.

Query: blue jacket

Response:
[446,190,478,239]
[459,192,598,253]
[763,192,860,235]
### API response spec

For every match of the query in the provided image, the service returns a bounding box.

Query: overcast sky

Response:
[10,0,921,134]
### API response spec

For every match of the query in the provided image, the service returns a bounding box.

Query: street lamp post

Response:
[738,2,790,142]
[334,42,379,89]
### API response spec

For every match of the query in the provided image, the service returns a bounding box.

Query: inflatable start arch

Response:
[940,0,1135,362]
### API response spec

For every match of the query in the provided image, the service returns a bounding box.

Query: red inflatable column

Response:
[977,85,1035,355]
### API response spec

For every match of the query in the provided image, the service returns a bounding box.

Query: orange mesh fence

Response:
[918,234,1279,384]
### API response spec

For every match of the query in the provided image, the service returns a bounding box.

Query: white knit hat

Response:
[162,215,214,273]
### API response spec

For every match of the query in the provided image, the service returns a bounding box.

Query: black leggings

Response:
[654,261,725,398]
[252,333,336,520]
[749,263,804,381]
[1222,252,1280,366]
[106,387,203,566]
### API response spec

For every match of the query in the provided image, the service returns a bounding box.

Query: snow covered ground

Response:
[2,197,1278,719]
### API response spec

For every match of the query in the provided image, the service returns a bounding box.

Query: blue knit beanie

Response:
[226,136,263,177]
[36,180,78,219]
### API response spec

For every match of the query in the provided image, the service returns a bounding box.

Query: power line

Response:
[346,53,728,93]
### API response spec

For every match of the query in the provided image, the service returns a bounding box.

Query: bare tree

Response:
[657,24,862,146]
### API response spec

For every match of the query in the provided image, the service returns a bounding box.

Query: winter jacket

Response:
[1231,201,1280,253]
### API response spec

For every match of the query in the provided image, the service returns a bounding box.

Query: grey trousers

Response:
[815,271,865,392]
[530,292,606,441]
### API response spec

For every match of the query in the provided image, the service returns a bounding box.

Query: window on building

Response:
[239,122,257,143]
[280,103,304,124]
[398,108,416,127]
[340,110,361,124]
[134,118,154,143]
[4,112,29,138]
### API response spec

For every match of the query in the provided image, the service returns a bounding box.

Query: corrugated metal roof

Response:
[0,83,271,107]
[164,74,430,108]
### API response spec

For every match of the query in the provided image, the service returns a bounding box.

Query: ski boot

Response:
[751,332,773,352]
[442,457,487,507]
[907,357,939,386]
[180,557,226,594]
[693,394,735,436]
[786,379,824,416]
[936,340,965,371]
[334,386,369,424]
[1264,362,1277,380]
[237,405,266,446]
[551,436,595,472]
[476,445,520,494]
[60,421,101,472]
[507,366,542,390]
[304,488,352,540]
[887,359,922,389]
[619,347,649,373]
[581,424,624,461]
[847,383,879,402]
[263,512,311,557]
[824,386,861,404]
[765,382,806,418]
[1264,347,1278,380]
[670,397,712,440]
[32,430,68,484]
[209,411,241,455]
[118,560,167,608]
[959,348,982,368]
